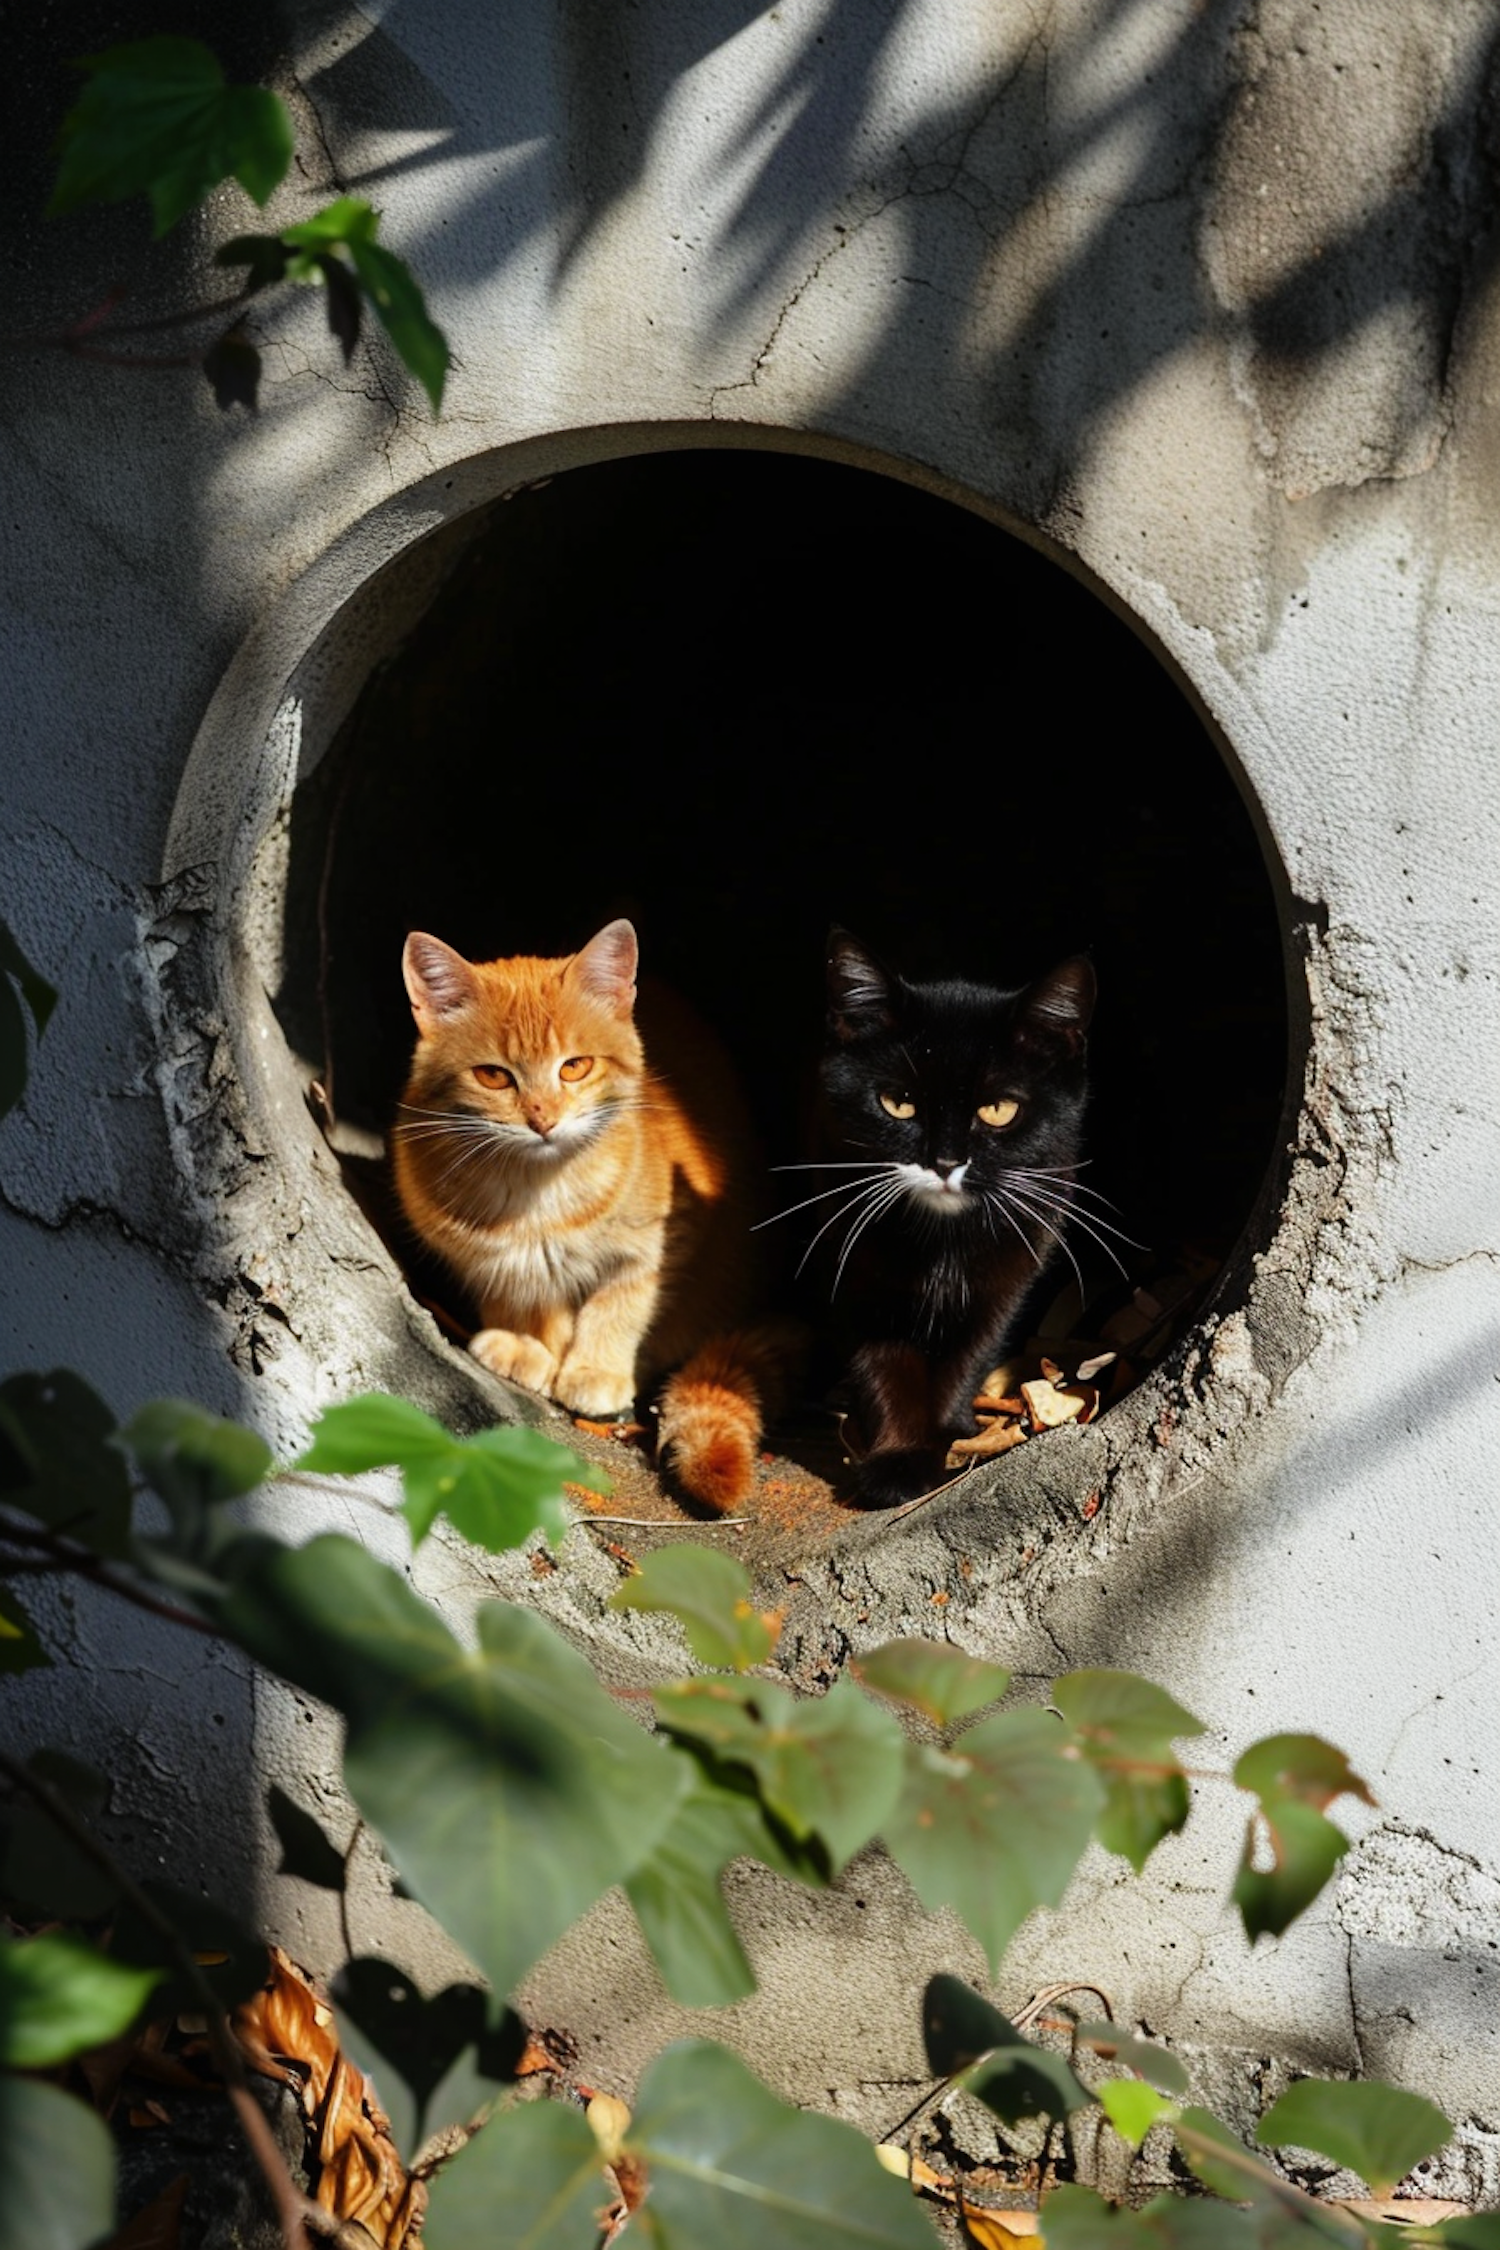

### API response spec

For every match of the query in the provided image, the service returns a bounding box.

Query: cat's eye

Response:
[879,1093,917,1120]
[559,1056,594,1083]
[473,1064,515,1090]
[977,1097,1021,1129]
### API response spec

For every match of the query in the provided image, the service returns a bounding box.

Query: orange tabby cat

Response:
[391,919,786,1510]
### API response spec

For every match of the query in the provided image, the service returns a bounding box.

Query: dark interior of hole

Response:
[278,449,1287,1356]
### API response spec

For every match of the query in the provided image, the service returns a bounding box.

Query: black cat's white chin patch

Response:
[900,1161,970,1210]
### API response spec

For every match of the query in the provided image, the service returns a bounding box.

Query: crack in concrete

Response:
[707,180,916,417]
[0,1183,176,1264]
[1344,1924,1367,2074]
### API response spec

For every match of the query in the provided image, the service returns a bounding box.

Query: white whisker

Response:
[793,1176,894,1280]
[754,1168,899,1230]
[770,1160,894,1173]
[977,1187,1048,1272]
[831,1177,905,1298]
[997,1185,1089,1292]
[998,1173,1144,1254]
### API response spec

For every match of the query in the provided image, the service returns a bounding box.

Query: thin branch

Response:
[576,1513,750,1530]
[0,1517,222,1638]
[0,1749,317,2248]
[0,285,256,355]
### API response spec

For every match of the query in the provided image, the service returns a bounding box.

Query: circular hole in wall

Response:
[272,447,1288,1533]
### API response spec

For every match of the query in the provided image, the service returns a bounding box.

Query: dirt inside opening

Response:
[275,447,1288,1544]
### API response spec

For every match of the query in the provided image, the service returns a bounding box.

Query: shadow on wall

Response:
[300,0,1500,503]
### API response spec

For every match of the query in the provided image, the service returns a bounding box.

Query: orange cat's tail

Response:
[654,1322,806,1515]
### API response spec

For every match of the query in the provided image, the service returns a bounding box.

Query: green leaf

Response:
[412,1425,597,1551]
[1044,2186,1262,2247]
[333,1958,523,2163]
[297,1392,459,1474]
[1231,1734,1372,1944]
[1233,1797,1351,1943]
[279,199,449,411]
[624,2039,939,2248]
[1234,1735,1376,1813]
[922,1972,1015,2075]
[1040,2187,1155,2247]
[422,2098,607,2250]
[1432,2223,1500,2247]
[217,1534,688,1996]
[1097,2079,1179,2151]
[0,1369,133,1559]
[1258,2079,1452,2200]
[920,1975,1089,2126]
[1173,2106,1291,2205]
[280,194,381,251]
[882,1710,1104,1973]
[1073,2022,1189,2096]
[49,38,293,235]
[124,1399,271,1533]
[0,1582,51,1674]
[347,237,449,413]
[266,1784,347,1892]
[0,1929,161,2068]
[854,1638,1011,1729]
[0,920,56,1117]
[0,2076,116,2250]
[653,1673,905,1874]
[624,1768,812,2008]
[611,1544,779,1670]
[298,1395,601,1551]
[1053,1669,1203,1872]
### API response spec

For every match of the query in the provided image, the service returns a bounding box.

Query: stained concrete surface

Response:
[2,0,1498,2203]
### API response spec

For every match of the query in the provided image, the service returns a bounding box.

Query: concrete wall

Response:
[3,0,1498,2202]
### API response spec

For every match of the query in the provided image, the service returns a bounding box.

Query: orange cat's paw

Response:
[471,1328,561,1396]
[555,1358,636,1420]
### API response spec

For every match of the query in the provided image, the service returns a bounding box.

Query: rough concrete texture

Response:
[3,0,1498,2196]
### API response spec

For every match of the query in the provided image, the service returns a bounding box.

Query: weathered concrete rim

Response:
[160,415,1359,1618]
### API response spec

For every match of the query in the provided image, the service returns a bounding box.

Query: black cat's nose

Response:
[934,1156,963,1178]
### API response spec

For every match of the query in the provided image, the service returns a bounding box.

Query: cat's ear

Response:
[827,928,897,1040]
[404,933,478,1030]
[1015,956,1096,1054]
[569,919,638,1016]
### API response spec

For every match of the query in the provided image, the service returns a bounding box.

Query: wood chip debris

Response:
[946,1352,1117,1467]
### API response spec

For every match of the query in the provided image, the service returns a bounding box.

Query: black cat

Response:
[795,929,1098,1508]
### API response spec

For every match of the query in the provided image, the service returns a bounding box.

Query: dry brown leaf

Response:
[1038,1357,1064,1385]
[959,2195,1044,2244]
[949,1420,1030,1463]
[1337,2200,1468,2225]
[875,2146,952,2195]
[1061,1384,1100,1424]
[976,1358,1024,1401]
[586,2092,632,2161]
[230,1947,422,2250]
[1020,1379,1086,1430]
[1074,1352,1117,1383]
[973,1392,1026,1417]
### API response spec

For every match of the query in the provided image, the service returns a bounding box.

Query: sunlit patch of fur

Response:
[392,927,786,1509]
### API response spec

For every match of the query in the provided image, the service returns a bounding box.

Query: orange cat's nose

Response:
[523,1100,557,1138]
